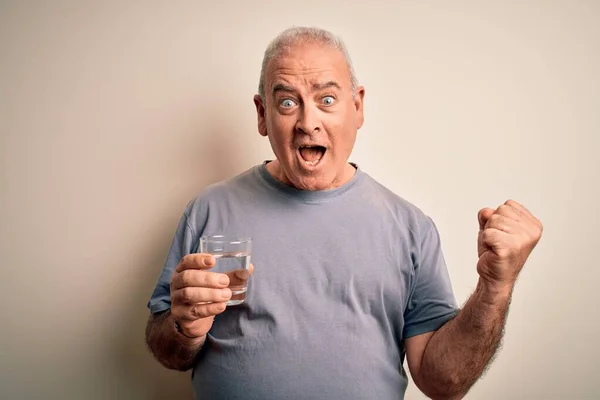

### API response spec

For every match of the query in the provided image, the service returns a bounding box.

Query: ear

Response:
[353,86,365,129]
[253,95,268,137]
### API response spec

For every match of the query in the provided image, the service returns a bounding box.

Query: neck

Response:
[265,160,356,191]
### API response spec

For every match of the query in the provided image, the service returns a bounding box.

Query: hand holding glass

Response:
[199,235,252,306]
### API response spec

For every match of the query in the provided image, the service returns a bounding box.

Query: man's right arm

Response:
[146,254,254,371]
[145,309,206,371]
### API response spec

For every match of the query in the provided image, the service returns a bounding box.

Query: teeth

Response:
[298,145,325,166]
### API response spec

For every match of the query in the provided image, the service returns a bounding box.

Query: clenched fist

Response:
[170,254,255,340]
[477,200,543,293]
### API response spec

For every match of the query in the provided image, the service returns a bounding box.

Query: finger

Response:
[172,270,230,290]
[485,214,520,234]
[481,227,511,248]
[495,204,522,222]
[234,268,251,281]
[172,286,232,304]
[226,263,255,284]
[504,199,543,229]
[175,302,227,321]
[505,199,531,215]
[478,208,495,231]
[176,254,216,272]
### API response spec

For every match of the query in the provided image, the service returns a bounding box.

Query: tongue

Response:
[299,147,324,162]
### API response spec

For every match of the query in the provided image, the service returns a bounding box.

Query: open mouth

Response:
[298,145,326,166]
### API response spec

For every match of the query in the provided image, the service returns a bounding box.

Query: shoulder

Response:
[183,165,260,217]
[359,171,435,239]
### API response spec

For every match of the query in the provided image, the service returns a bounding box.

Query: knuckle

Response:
[497,248,510,258]
[189,254,201,268]
[192,304,212,319]
[489,214,502,224]
[171,289,182,304]
[169,273,179,289]
[201,273,213,287]
[201,272,213,287]
[184,254,204,268]
[180,270,194,287]
[180,287,193,302]
[212,302,227,315]
[180,254,192,265]
[205,288,218,301]
[170,306,184,318]
[205,302,225,316]
[498,205,511,214]
[505,204,522,217]
[189,304,203,319]
[482,229,495,241]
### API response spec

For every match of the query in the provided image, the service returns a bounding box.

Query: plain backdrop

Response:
[1,1,599,399]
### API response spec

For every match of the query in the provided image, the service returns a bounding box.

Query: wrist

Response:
[171,316,206,346]
[476,279,514,305]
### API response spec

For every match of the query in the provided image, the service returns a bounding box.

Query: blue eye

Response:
[281,99,296,108]
[322,96,335,106]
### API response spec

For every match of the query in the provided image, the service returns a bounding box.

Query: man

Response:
[145,27,542,399]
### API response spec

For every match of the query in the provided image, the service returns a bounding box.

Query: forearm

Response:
[417,280,512,399]
[145,310,206,371]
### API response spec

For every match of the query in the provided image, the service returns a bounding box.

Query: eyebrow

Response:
[271,80,342,96]
[272,83,296,95]
[312,81,342,91]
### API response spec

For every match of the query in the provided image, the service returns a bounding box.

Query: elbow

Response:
[420,387,467,400]
[144,313,197,372]
[159,359,194,372]
[146,337,194,372]
[429,393,467,400]
[414,373,468,400]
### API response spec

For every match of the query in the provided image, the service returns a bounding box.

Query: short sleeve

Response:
[146,211,197,314]
[403,217,459,338]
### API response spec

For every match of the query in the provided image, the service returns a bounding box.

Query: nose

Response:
[295,104,321,135]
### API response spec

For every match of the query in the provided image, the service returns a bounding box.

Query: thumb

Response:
[478,208,495,231]
[235,263,255,281]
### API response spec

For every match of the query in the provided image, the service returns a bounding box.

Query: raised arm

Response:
[406,200,543,399]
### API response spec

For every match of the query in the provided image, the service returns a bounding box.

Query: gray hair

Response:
[258,26,359,100]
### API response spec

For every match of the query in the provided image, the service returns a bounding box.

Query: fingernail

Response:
[221,288,231,299]
[218,275,229,285]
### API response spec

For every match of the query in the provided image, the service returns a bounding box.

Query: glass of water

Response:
[199,235,252,306]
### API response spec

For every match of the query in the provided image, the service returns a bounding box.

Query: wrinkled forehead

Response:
[265,43,352,94]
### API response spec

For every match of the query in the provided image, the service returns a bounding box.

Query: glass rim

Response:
[200,235,252,245]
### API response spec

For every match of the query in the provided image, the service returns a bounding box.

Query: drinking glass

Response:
[199,235,252,306]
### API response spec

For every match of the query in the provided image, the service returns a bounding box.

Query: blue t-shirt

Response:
[148,162,459,399]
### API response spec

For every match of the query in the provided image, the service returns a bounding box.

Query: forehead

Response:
[266,43,351,92]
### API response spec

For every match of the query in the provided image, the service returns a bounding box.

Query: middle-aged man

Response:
[145,26,543,399]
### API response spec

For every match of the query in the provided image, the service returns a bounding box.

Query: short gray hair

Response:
[258,26,359,100]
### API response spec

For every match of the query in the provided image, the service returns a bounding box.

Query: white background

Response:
[1,1,598,398]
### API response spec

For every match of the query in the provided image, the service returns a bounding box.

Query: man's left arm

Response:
[406,200,543,399]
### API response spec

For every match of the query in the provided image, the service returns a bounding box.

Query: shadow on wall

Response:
[110,120,252,400]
